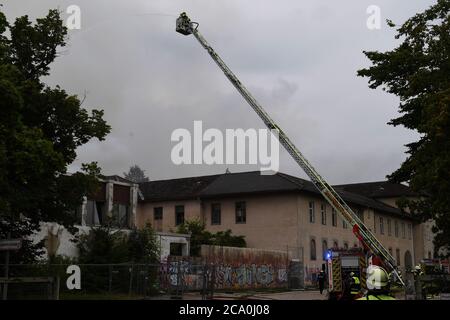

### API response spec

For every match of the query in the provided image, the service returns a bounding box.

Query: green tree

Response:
[213,230,246,248]
[357,0,450,255]
[177,219,213,256]
[76,225,129,264]
[123,164,150,183]
[0,8,110,263]
[128,223,160,263]
[177,219,246,256]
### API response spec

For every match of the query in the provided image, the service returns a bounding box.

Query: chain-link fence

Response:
[0,262,215,300]
[1,256,301,299]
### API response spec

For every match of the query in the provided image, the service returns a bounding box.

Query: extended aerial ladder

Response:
[175,12,405,287]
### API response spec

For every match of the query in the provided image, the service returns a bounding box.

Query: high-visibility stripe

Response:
[332,258,342,292]
[360,255,367,290]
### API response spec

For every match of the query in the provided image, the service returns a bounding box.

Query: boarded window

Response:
[113,184,130,204]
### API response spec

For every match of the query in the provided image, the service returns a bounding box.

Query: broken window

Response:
[211,203,221,225]
[112,203,129,228]
[235,201,246,224]
[85,200,105,226]
[175,205,185,226]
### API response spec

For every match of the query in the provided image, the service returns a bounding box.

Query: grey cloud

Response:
[3,0,433,182]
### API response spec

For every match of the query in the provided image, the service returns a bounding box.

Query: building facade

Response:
[137,171,434,277]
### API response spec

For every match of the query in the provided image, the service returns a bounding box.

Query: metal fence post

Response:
[108,265,112,296]
[128,264,133,297]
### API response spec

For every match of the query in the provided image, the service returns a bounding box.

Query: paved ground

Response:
[177,290,328,300]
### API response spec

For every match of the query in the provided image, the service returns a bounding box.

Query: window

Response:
[379,217,384,235]
[331,208,337,227]
[211,203,221,225]
[344,242,349,250]
[175,205,185,226]
[373,214,377,233]
[86,200,105,226]
[389,247,393,256]
[333,241,338,249]
[395,220,399,238]
[396,249,401,266]
[428,251,432,259]
[310,239,316,261]
[309,202,315,223]
[235,201,246,224]
[343,218,348,229]
[321,204,327,225]
[322,240,328,260]
[154,207,163,220]
[112,203,129,228]
[408,223,412,239]
[402,222,406,238]
[387,219,392,236]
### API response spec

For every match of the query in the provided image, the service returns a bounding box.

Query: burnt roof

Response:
[138,171,413,219]
[334,181,420,198]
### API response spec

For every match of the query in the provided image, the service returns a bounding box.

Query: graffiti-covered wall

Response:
[201,245,289,290]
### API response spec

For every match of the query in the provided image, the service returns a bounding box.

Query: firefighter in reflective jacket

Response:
[357,265,395,300]
[349,272,361,296]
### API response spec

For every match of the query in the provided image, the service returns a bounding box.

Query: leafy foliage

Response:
[76,223,160,264]
[128,223,160,263]
[123,165,150,183]
[177,219,246,256]
[357,0,450,255]
[0,8,111,262]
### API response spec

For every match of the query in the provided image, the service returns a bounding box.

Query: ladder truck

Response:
[175,12,405,288]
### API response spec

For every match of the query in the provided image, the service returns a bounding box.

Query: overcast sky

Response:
[2,0,436,183]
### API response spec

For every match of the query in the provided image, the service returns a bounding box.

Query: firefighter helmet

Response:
[366,265,389,290]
